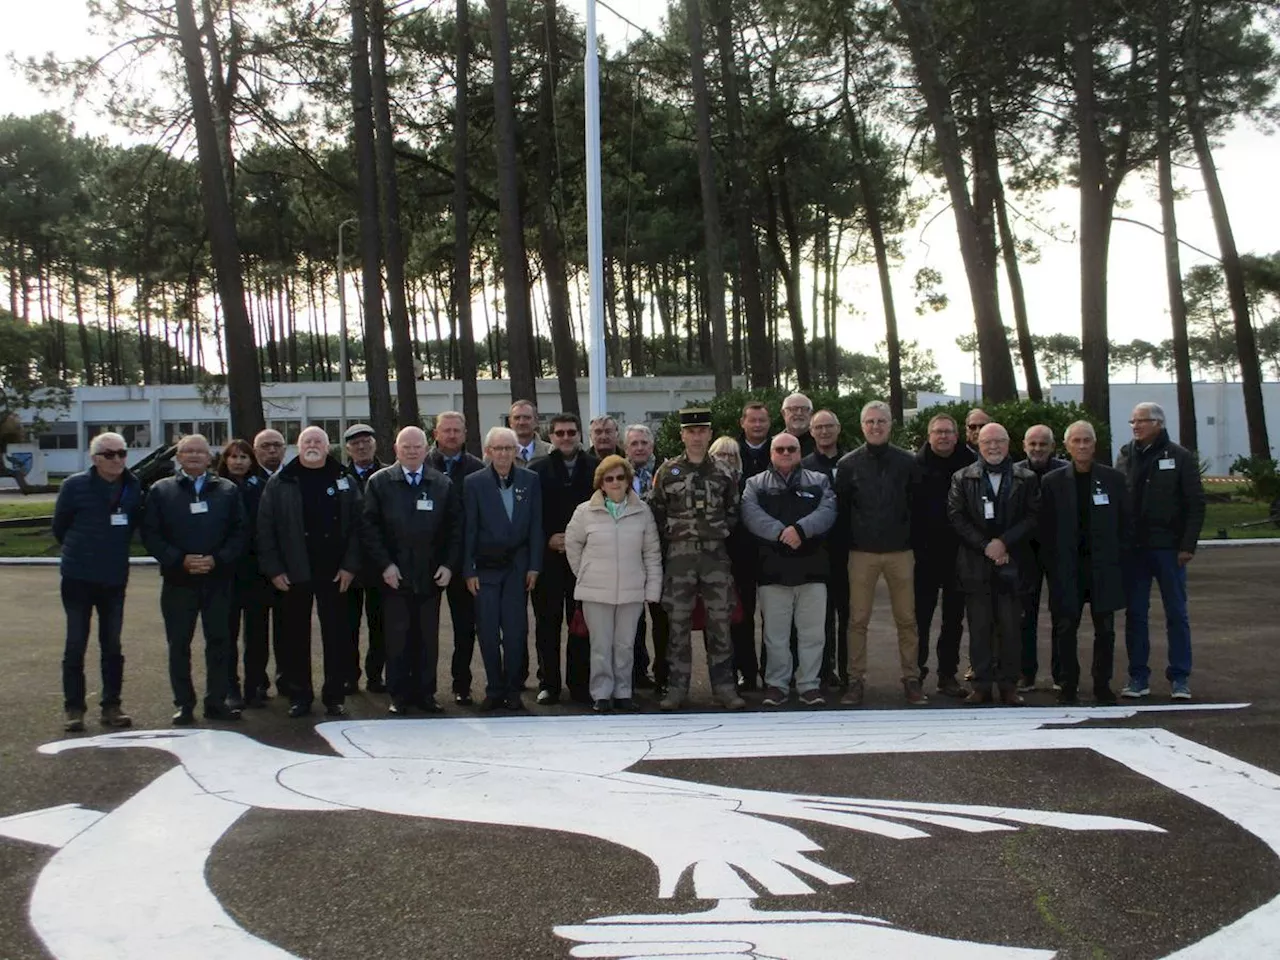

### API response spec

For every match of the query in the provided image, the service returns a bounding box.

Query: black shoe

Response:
[366,679,387,694]
[593,699,613,713]
[388,700,412,716]
[454,691,473,706]
[633,674,656,690]
[287,702,311,719]
[416,698,443,714]
[226,693,245,712]
[568,690,592,706]
[478,696,503,712]
[535,689,560,706]
[324,703,347,717]
[653,685,668,701]
[1057,688,1080,706]
[205,704,243,722]
[243,694,266,709]
[172,706,196,726]
[736,678,759,693]
[614,697,639,712]
[505,694,526,710]
[1094,687,1118,705]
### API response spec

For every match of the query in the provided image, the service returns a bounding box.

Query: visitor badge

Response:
[110,513,129,526]
[1093,493,1110,506]
[983,500,995,520]
[190,501,209,515]
[1158,458,1176,470]
[337,477,350,492]
[417,499,434,512]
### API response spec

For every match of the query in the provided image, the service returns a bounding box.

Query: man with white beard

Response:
[257,427,363,718]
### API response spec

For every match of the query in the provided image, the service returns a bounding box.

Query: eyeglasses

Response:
[257,441,285,449]
[930,428,957,435]
[773,445,799,454]
[553,429,578,438]
[783,406,811,415]
[95,449,127,460]
[812,423,837,430]
[966,423,985,431]
[602,474,627,483]
[862,419,890,427]
[489,445,516,452]
[1129,418,1156,426]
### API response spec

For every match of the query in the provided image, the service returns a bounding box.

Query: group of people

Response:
[52,393,1204,730]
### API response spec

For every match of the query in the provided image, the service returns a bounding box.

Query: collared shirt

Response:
[518,440,537,462]
[181,472,207,496]
[402,465,423,486]
[352,461,377,480]
[440,453,462,477]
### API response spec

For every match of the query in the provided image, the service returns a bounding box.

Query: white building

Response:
[6,376,739,484]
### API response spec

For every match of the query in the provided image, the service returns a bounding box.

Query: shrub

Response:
[905,399,1110,459]
[1229,456,1280,502]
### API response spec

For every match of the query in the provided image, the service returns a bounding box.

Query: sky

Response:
[3,0,1278,395]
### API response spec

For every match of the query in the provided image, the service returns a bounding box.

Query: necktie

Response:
[520,447,530,462]
[409,472,419,487]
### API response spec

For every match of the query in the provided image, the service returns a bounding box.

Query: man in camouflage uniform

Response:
[649,407,744,711]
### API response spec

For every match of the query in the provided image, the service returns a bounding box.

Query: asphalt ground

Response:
[1,548,1278,959]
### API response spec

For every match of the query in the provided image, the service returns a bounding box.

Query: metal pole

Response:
[337,218,358,431]
[584,0,607,420]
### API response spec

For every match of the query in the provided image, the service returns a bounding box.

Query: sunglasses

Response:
[95,449,128,460]
[602,474,627,483]
[773,445,799,454]
[554,429,578,438]
[966,423,985,431]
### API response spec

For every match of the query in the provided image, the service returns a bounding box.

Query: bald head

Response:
[395,426,428,471]
[977,422,1010,466]
[1023,424,1055,467]
[253,428,286,471]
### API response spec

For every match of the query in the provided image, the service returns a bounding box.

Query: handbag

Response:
[690,586,745,630]
[568,603,590,639]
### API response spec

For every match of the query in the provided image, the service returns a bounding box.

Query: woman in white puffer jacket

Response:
[565,455,664,713]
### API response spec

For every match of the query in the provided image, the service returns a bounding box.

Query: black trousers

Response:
[443,578,477,694]
[915,556,966,682]
[965,586,1023,689]
[1052,596,1116,695]
[1021,562,1060,683]
[160,577,232,710]
[382,587,443,705]
[61,578,126,711]
[823,551,850,681]
[347,584,385,685]
[229,575,270,698]
[633,613,652,681]
[646,601,671,688]
[532,552,589,698]
[278,580,348,708]
[729,552,760,684]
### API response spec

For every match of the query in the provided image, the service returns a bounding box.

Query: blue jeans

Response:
[61,579,126,711]
[1125,549,1192,685]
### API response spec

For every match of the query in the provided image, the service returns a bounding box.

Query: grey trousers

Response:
[758,583,827,693]
[582,601,645,701]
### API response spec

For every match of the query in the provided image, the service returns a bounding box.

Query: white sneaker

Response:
[1121,681,1150,698]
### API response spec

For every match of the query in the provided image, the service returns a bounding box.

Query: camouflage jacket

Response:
[648,455,739,543]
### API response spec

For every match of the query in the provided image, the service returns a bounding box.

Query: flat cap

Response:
[342,423,376,441]
[679,406,713,428]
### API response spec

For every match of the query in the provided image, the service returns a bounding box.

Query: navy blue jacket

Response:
[463,465,544,579]
[142,471,248,582]
[52,466,144,587]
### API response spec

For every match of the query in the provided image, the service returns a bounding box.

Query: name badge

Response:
[1093,493,1110,506]
[110,513,129,527]
[983,500,995,520]
[1158,458,1176,471]
[190,501,209,515]
[417,499,434,512]
[336,477,350,492]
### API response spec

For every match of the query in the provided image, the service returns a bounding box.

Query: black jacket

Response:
[947,459,1040,593]
[229,472,267,583]
[142,471,247,582]
[737,435,773,484]
[834,443,918,554]
[257,456,363,585]
[1040,464,1130,616]
[53,466,144,587]
[911,442,976,557]
[530,450,598,537]
[345,457,387,493]
[428,448,485,488]
[741,466,837,586]
[1115,430,1206,553]
[342,458,386,586]
[803,448,848,554]
[360,462,462,594]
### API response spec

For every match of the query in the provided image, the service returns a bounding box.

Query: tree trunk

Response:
[1156,0,1197,452]
[174,0,263,437]
[891,0,1016,401]
[715,0,770,388]
[990,150,1042,401]
[488,0,537,403]
[763,170,811,391]
[370,0,420,425]
[351,0,395,449]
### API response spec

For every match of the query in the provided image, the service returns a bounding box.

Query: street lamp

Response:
[337,218,358,431]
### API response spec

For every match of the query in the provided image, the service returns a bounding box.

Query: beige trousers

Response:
[847,550,918,681]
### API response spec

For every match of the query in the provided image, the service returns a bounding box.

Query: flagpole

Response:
[585,0,607,420]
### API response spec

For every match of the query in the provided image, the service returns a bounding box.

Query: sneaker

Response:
[798,689,826,708]
[903,678,928,705]
[761,686,789,707]
[1171,681,1192,701]
[840,679,865,707]
[659,690,686,712]
[715,687,746,711]
[64,709,86,733]
[99,705,133,728]
[1121,681,1150,699]
[1015,675,1037,694]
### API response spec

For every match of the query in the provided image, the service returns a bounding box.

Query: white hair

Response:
[176,433,210,453]
[1134,402,1166,424]
[485,426,518,449]
[625,423,653,442]
[590,415,619,431]
[90,431,127,455]
[783,393,813,410]
[395,426,427,445]
[860,400,892,422]
[435,410,466,428]
[298,425,330,448]
[1065,420,1097,442]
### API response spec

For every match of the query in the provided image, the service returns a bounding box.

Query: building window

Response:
[33,422,78,450]
[314,419,343,445]
[86,423,153,449]
[162,421,230,447]
[269,420,303,443]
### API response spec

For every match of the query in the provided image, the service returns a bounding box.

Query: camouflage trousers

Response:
[662,540,735,694]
